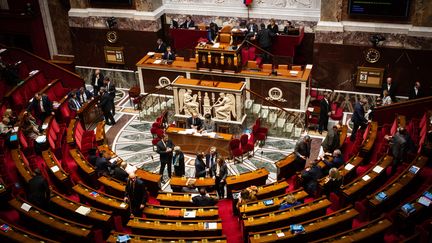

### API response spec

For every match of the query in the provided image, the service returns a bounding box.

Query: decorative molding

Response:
[39,0,58,58]
[69,6,165,20]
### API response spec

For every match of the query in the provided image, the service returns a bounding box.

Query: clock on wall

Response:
[365,48,380,63]
[106,30,118,44]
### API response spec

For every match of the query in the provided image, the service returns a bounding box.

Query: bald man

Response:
[113,162,129,182]
[124,173,147,216]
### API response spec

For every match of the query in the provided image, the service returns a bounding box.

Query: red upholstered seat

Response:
[330,103,343,121]
[152,137,160,151]
[155,129,165,139]
[229,139,243,162]
[240,134,254,156]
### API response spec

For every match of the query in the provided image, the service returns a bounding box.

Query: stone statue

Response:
[212,92,235,120]
[179,89,199,115]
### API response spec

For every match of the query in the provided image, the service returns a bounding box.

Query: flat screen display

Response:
[348,0,410,17]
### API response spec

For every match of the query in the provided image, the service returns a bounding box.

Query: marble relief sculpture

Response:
[179,89,199,115]
[212,93,236,121]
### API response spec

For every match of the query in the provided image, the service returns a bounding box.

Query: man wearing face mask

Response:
[124,173,147,217]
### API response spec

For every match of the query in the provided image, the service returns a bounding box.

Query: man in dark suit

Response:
[192,188,217,206]
[301,160,323,196]
[104,77,116,116]
[382,77,396,102]
[256,23,275,63]
[113,162,129,182]
[156,134,174,180]
[322,125,340,153]
[195,152,207,178]
[124,173,147,216]
[155,38,167,53]
[246,20,258,38]
[318,92,331,134]
[323,149,344,170]
[162,46,176,61]
[409,81,424,100]
[87,148,98,166]
[294,135,311,171]
[76,86,93,104]
[91,69,104,96]
[68,92,81,113]
[350,98,368,142]
[180,15,195,29]
[99,88,116,125]
[187,112,202,130]
[205,146,218,168]
[172,146,185,177]
[210,158,228,199]
[27,168,50,208]
[95,150,110,176]
[27,93,53,125]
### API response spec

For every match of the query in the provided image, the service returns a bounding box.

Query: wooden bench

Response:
[249,206,359,242]
[135,168,162,196]
[310,217,392,242]
[397,184,432,222]
[143,203,219,220]
[9,197,93,242]
[95,121,106,145]
[254,180,289,200]
[157,191,218,207]
[0,218,60,243]
[339,125,348,147]
[97,175,125,198]
[127,217,223,237]
[42,149,69,183]
[360,121,378,154]
[107,231,227,243]
[10,149,33,183]
[275,153,297,180]
[69,148,96,179]
[242,197,331,237]
[226,168,269,197]
[239,188,308,217]
[66,118,77,144]
[170,176,215,192]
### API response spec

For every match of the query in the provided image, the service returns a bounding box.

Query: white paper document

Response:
[51,165,60,173]
[204,222,217,229]
[373,166,384,173]
[276,232,285,237]
[153,60,162,64]
[41,123,49,130]
[35,135,46,143]
[75,206,91,216]
[184,210,196,218]
[21,203,32,212]
[212,43,220,48]
[344,163,354,171]
[147,52,155,56]
[120,203,127,208]
[362,175,371,181]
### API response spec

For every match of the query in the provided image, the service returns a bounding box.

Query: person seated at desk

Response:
[68,92,82,113]
[0,117,13,136]
[323,168,343,196]
[187,112,202,130]
[267,18,279,34]
[246,19,258,38]
[19,111,40,140]
[87,148,98,166]
[301,159,323,196]
[95,150,111,176]
[182,180,198,193]
[200,113,215,133]
[207,22,219,44]
[321,149,344,174]
[112,162,129,182]
[180,15,195,29]
[322,125,340,153]
[3,108,17,127]
[155,38,167,53]
[279,194,301,210]
[76,86,93,105]
[192,188,218,206]
[162,46,176,61]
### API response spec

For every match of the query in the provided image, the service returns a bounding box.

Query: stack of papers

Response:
[50,165,60,173]
[276,231,285,237]
[212,43,220,48]
[21,203,32,212]
[35,135,46,143]
[344,163,354,171]
[373,165,384,173]
[153,60,162,64]
[120,203,127,208]
[75,206,91,216]
[289,71,299,76]
[362,175,371,181]
[184,210,196,218]
[29,70,39,76]
[109,157,118,164]
[41,123,49,130]
[204,222,217,229]
[147,52,155,56]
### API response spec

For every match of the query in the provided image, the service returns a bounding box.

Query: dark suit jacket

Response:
[192,195,217,206]
[352,102,367,125]
[267,24,279,34]
[105,81,116,99]
[125,178,147,212]
[76,89,93,104]
[295,140,311,159]
[95,156,110,174]
[246,23,258,34]
[156,139,174,163]
[322,130,339,153]
[155,43,167,53]
[210,163,228,180]
[112,167,129,182]
[91,73,104,88]
[162,51,176,61]
[99,92,113,112]
[323,156,344,169]
[382,82,396,100]
[205,152,218,168]
[88,154,98,166]
[180,20,195,29]
[257,28,275,49]
[195,157,207,178]
[28,175,50,207]
[319,98,331,120]
[172,151,185,175]
[68,98,81,111]
[187,117,202,129]
[409,87,423,100]
[301,165,323,194]
[27,96,52,116]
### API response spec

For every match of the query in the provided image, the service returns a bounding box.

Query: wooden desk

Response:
[397,185,432,221]
[360,121,378,154]
[311,217,392,243]
[195,43,240,72]
[341,155,392,203]
[9,197,92,242]
[95,121,106,145]
[170,176,215,191]
[239,188,308,217]
[97,176,125,198]
[72,183,129,217]
[107,231,227,243]
[127,217,223,237]
[156,191,217,207]
[10,149,33,183]
[77,97,103,130]
[275,153,297,180]
[318,154,364,190]
[249,206,358,243]
[50,189,112,227]
[69,148,96,178]
[97,144,123,164]
[143,203,219,220]
[368,155,428,213]
[242,197,331,236]
[66,118,76,144]
[135,168,161,195]
[226,168,269,196]
[42,149,69,183]
[166,127,232,157]
[339,125,348,147]
[254,180,289,200]
[0,218,60,243]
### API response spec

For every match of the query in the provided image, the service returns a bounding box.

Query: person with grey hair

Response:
[124,173,147,216]
[112,161,129,182]
[172,146,185,177]
[323,167,343,196]
[294,135,311,171]
[200,113,215,133]
[323,149,344,171]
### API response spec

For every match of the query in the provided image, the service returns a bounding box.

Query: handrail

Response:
[373,96,432,124]
[141,83,174,98]
[245,88,300,115]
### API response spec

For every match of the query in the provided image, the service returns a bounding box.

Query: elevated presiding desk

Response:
[166,127,232,157]
[195,42,240,72]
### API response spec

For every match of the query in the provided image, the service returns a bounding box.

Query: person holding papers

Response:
[200,113,215,133]
[187,112,202,130]
[124,173,147,216]
[172,146,185,177]
[156,134,175,181]
[27,168,50,208]
[210,158,228,199]
[162,46,176,61]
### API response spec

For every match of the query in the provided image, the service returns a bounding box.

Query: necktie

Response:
[40,100,45,112]
[74,99,81,109]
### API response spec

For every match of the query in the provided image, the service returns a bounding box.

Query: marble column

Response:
[69,0,88,8]
[412,0,432,27]
[320,0,342,22]
[135,0,162,11]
